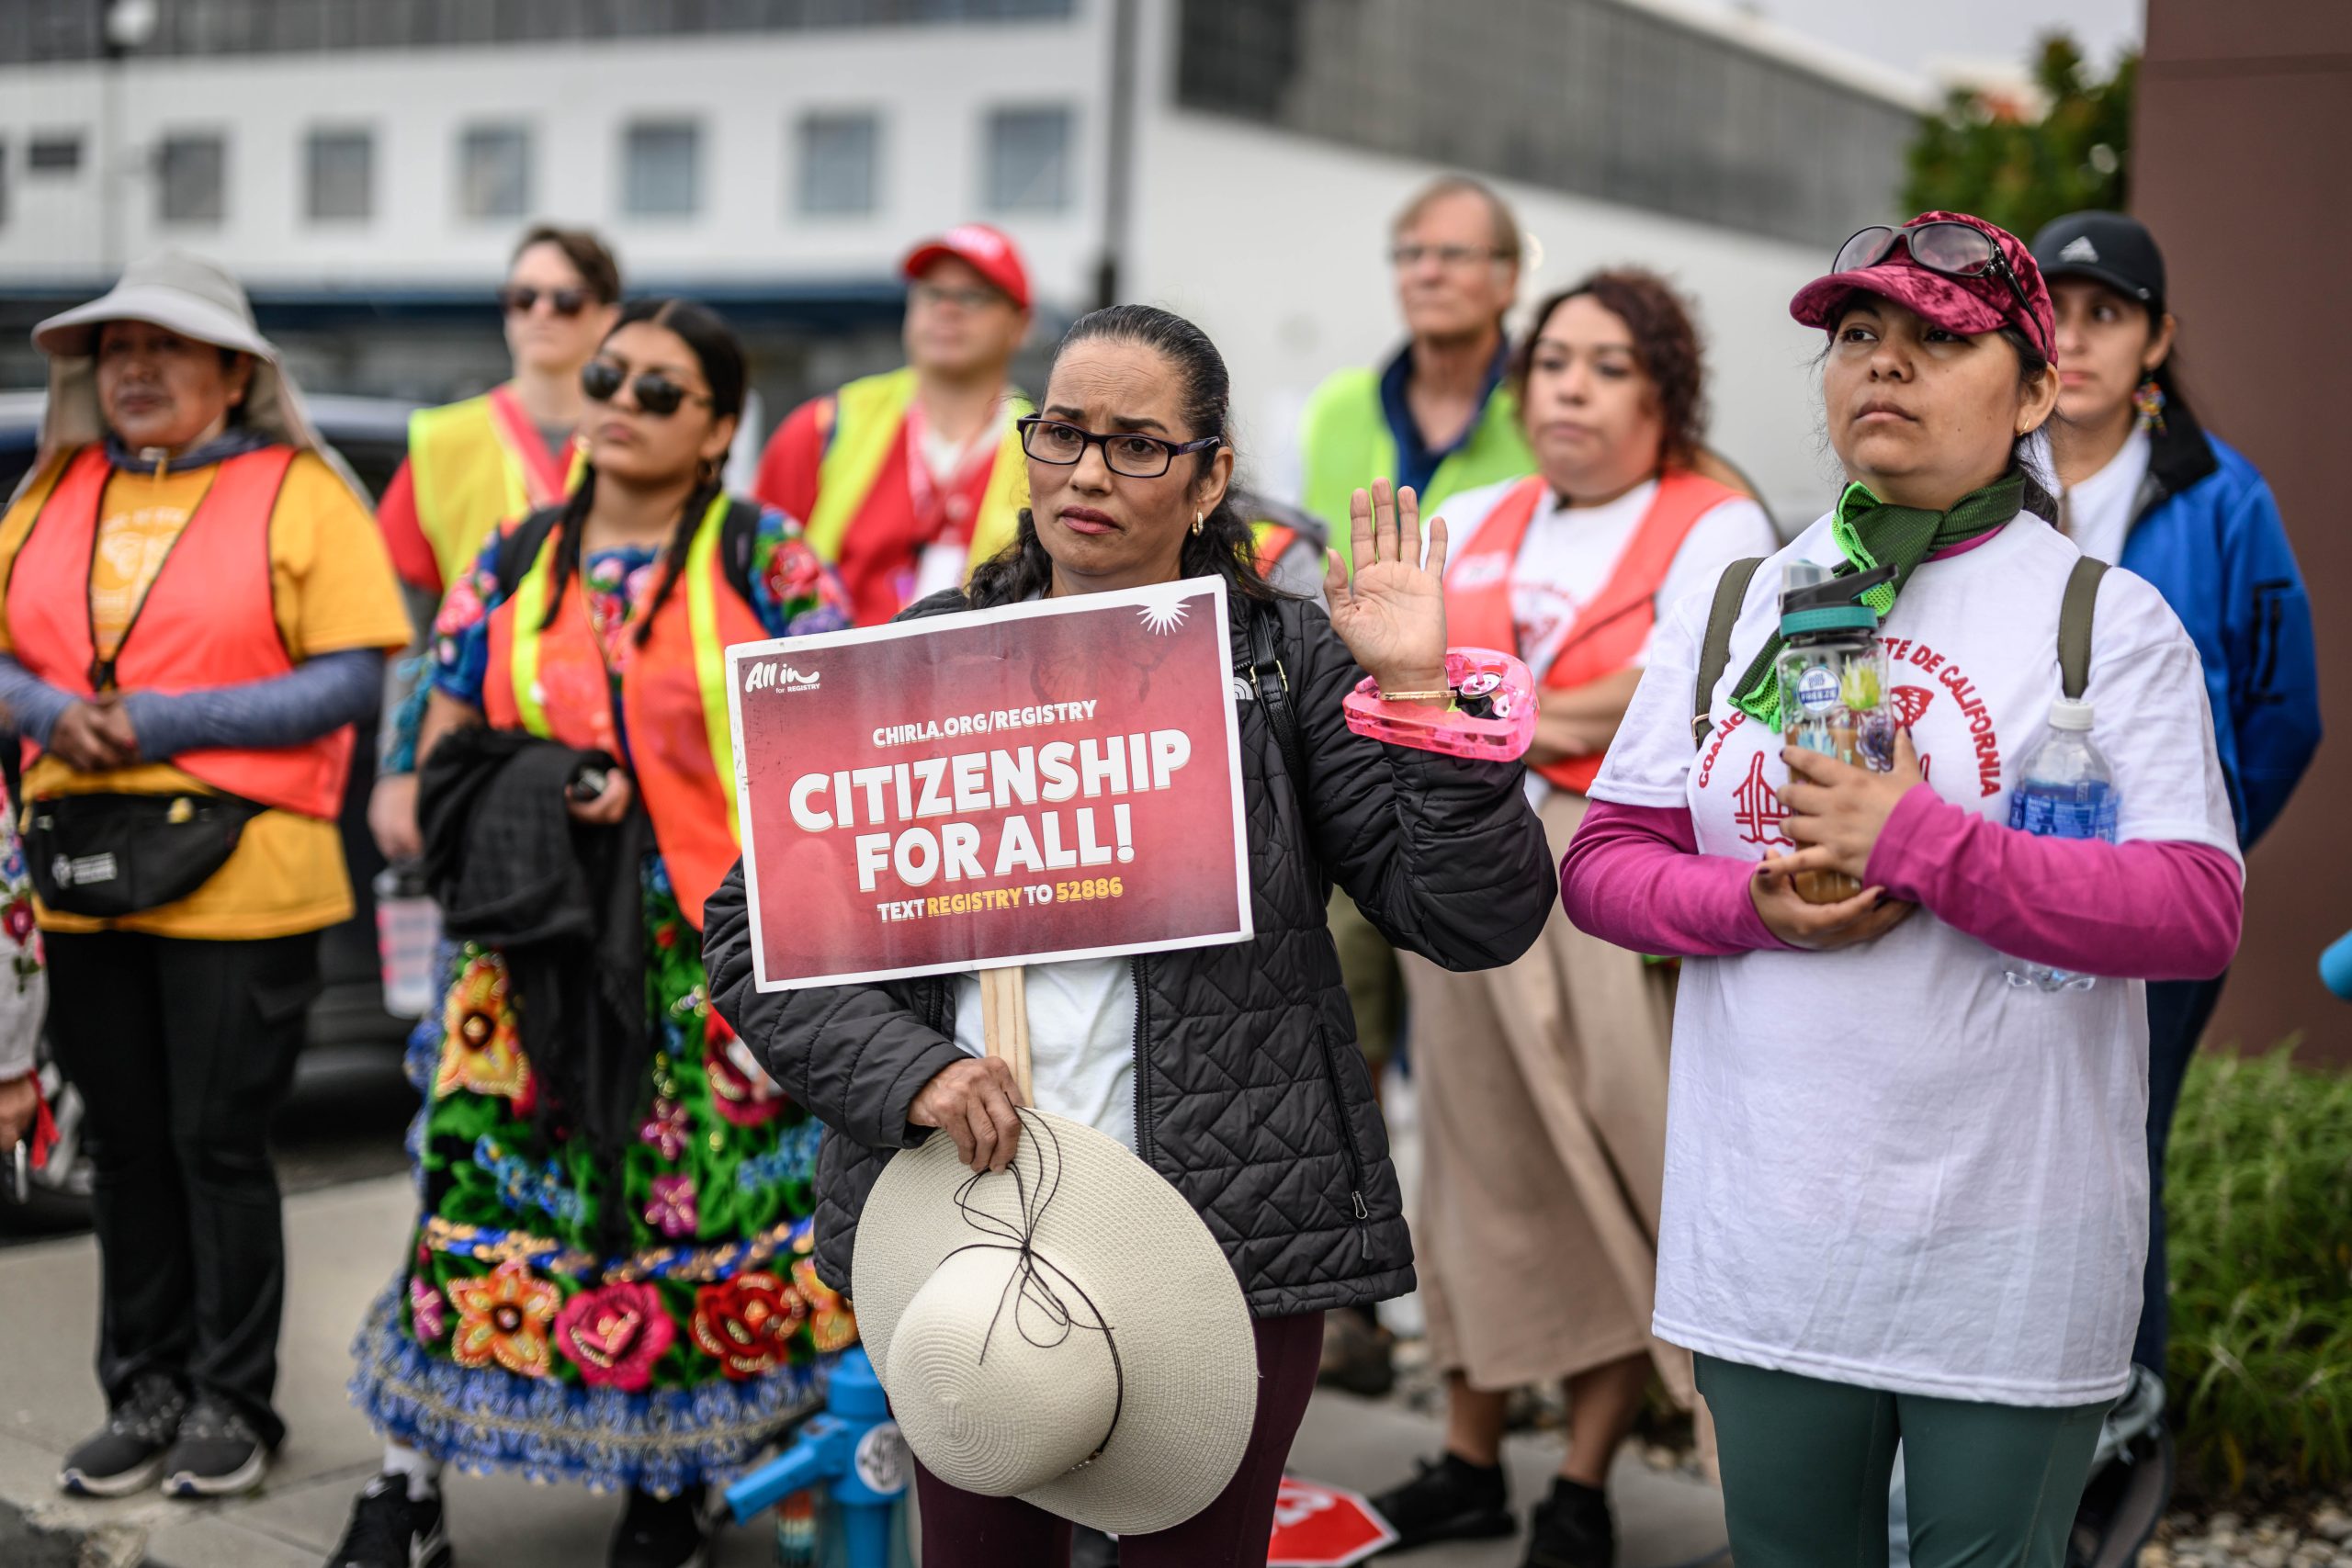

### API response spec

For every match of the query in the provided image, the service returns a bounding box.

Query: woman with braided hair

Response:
[334,299,854,1568]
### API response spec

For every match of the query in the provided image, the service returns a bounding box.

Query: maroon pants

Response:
[911,1311,1325,1567]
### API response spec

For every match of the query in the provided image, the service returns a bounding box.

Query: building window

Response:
[156,134,227,225]
[306,127,373,221]
[28,133,84,175]
[985,106,1071,213]
[623,120,699,218]
[797,111,878,217]
[458,123,531,220]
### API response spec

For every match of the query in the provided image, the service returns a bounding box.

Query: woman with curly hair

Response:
[1368,270,1775,1568]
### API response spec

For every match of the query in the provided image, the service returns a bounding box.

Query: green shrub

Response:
[2164,1043,2352,1496]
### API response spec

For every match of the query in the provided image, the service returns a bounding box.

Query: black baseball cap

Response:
[2030,211,2166,313]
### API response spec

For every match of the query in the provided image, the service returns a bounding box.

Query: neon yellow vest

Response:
[804,367,1032,578]
[1296,366,1534,567]
[407,391,584,591]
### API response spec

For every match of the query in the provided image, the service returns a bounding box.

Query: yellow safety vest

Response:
[407,389,584,592]
[804,367,1032,575]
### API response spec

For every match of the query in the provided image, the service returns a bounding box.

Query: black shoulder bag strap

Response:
[2058,555,2108,702]
[1691,557,1767,748]
[718,498,763,606]
[492,504,568,600]
[1248,598,1307,785]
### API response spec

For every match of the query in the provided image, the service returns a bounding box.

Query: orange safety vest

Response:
[5,444,353,819]
[481,496,765,929]
[1445,469,1742,794]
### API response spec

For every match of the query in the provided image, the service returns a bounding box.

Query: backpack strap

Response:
[1691,557,1766,748]
[2059,555,2108,701]
[718,498,763,606]
[496,497,763,604]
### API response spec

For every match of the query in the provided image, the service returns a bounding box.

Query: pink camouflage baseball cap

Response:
[1789,210,2054,353]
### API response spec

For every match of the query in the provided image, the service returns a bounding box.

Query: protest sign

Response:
[729,578,1253,991]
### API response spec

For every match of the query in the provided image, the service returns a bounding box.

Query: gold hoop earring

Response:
[1191,511,1204,536]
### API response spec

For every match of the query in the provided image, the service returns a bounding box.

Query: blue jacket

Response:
[2116,408,2320,848]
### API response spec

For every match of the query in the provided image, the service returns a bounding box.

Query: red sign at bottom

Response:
[1267,1477,1399,1567]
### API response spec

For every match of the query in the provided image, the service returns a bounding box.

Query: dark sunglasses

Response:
[1017,416,1221,479]
[1833,220,2048,355]
[500,284,592,317]
[581,359,712,418]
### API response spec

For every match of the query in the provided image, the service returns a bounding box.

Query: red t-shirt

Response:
[753,394,1002,627]
[373,459,444,594]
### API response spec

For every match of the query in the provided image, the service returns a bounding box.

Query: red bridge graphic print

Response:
[1733,751,1794,848]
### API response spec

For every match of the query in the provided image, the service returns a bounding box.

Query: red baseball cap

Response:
[1790,210,2053,353]
[901,223,1032,311]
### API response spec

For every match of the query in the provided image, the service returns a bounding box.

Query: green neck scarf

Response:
[1729,468,2027,729]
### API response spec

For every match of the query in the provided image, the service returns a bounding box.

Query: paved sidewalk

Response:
[0,1176,1725,1567]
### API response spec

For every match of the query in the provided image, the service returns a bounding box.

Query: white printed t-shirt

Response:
[1441,476,1779,803]
[1587,510,2240,1406]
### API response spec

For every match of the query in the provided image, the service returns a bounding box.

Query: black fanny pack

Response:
[22,792,268,918]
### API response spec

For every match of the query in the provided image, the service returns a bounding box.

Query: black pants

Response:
[2132,972,2228,1375]
[44,930,319,1447]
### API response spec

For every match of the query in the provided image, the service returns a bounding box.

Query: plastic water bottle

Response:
[374,865,442,1019]
[2002,697,2118,992]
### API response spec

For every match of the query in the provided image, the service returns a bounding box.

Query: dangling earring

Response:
[1191,511,1204,536]
[2133,374,2167,434]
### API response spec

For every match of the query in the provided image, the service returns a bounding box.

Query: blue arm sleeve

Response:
[2222,479,2322,848]
[119,648,384,761]
[0,655,76,747]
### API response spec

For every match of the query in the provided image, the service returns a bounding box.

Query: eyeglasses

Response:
[910,281,1007,312]
[1832,221,2048,354]
[581,360,712,418]
[1388,243,1508,271]
[1017,417,1221,479]
[500,285,592,317]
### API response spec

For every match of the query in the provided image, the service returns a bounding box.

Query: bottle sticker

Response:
[1795,664,1841,715]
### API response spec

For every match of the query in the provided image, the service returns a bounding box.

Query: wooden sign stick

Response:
[976,964,1034,1105]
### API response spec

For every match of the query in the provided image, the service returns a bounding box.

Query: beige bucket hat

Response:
[24,250,355,498]
[851,1109,1258,1537]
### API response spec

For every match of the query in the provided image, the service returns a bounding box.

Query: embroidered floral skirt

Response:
[349,860,854,1495]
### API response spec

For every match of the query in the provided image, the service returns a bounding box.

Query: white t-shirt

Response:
[952,962,1139,1150]
[2059,427,2153,568]
[1589,512,2240,1406]
[1442,475,1779,802]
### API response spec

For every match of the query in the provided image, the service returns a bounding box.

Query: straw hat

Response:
[852,1109,1257,1536]
[21,250,356,502]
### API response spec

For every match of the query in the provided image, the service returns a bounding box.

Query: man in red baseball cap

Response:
[753,224,1035,625]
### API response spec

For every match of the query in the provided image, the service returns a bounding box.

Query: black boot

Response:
[1369,1451,1513,1551]
[1523,1476,1612,1568]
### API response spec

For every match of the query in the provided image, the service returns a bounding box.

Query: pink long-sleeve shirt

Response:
[1561,792,2240,979]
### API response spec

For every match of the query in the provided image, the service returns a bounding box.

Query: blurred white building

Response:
[0,0,1925,521]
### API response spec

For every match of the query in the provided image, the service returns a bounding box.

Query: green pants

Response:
[1695,1355,2109,1568]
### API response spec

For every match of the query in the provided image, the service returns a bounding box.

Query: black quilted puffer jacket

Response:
[704,587,1555,1317]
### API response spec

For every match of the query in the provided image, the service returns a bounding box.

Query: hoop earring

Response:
[1191,511,1204,537]
[2132,375,2167,435]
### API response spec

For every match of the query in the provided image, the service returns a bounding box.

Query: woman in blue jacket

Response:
[2032,207,2321,1405]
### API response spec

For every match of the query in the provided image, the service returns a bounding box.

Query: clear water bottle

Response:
[2002,697,2119,992]
[1774,558,1898,904]
[374,865,442,1019]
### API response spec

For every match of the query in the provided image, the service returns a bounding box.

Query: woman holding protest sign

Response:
[1368,269,1777,1565]
[335,299,854,1568]
[1560,213,2242,1563]
[706,302,1555,1567]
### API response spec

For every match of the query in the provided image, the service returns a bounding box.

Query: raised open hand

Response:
[1323,479,1450,704]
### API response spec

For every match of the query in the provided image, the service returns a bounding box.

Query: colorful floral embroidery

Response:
[550,1281,674,1393]
[790,1258,857,1354]
[638,1098,689,1162]
[645,1174,698,1238]
[446,1260,560,1378]
[690,1272,807,1381]
[735,1118,821,1194]
[706,1037,785,1127]
[435,951,533,1106]
[473,1135,586,1225]
[408,1273,447,1343]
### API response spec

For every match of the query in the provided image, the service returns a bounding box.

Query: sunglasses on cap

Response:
[581,359,713,418]
[499,284,592,317]
[1833,220,2048,355]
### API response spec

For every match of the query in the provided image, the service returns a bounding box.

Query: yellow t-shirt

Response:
[0,449,413,939]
